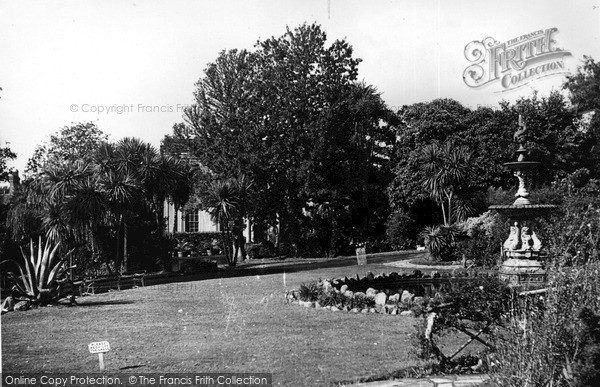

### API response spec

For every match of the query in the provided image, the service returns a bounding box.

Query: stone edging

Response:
[286,297,417,316]
[286,270,490,316]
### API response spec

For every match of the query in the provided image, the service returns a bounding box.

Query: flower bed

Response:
[286,270,490,316]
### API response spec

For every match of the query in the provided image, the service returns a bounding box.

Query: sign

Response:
[356,247,367,266]
[88,341,110,354]
[88,341,110,371]
[463,27,572,91]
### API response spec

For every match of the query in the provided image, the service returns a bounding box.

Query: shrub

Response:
[246,240,277,259]
[488,262,600,386]
[410,275,512,368]
[455,211,508,268]
[568,307,600,386]
[346,294,375,310]
[386,209,417,250]
[1,237,67,304]
[299,232,328,258]
[420,224,465,261]
[172,232,223,255]
[298,282,321,302]
[364,236,394,253]
[277,242,296,257]
[317,290,346,307]
[538,179,600,266]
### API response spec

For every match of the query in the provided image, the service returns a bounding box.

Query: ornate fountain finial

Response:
[514,114,528,162]
[515,114,526,141]
[512,115,532,205]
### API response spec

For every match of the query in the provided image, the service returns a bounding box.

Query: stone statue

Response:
[521,226,533,250]
[504,223,520,250]
[514,114,528,145]
[531,230,542,251]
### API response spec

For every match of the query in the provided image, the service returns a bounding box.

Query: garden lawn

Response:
[2,251,452,386]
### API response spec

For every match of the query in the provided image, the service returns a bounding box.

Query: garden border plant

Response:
[1,236,71,308]
[287,269,491,317]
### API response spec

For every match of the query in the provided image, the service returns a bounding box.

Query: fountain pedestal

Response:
[489,116,557,288]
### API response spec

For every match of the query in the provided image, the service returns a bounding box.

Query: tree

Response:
[418,141,473,226]
[25,122,108,177]
[387,94,584,247]
[499,92,589,185]
[388,99,479,246]
[199,174,254,266]
[389,99,473,211]
[94,138,190,273]
[564,56,600,180]
[96,160,140,274]
[230,174,254,261]
[206,178,239,266]
[251,23,363,249]
[0,146,18,262]
[564,56,600,113]
[177,23,392,256]
[0,146,17,182]
[12,126,190,275]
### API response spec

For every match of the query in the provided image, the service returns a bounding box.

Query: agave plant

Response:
[1,236,65,304]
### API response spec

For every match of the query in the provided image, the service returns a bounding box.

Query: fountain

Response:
[489,115,557,287]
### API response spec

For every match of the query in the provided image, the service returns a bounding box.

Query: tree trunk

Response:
[116,214,123,274]
[446,190,454,226]
[329,217,340,257]
[279,196,302,248]
[123,220,128,274]
[440,196,448,226]
[222,225,235,266]
[173,204,179,233]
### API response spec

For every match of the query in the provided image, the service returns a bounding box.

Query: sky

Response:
[1,0,599,175]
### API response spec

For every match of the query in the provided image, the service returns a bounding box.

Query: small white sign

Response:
[88,341,110,354]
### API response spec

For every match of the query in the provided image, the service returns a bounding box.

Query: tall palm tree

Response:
[231,174,254,260]
[41,161,95,244]
[418,141,473,226]
[6,181,44,244]
[10,160,109,280]
[42,160,91,204]
[97,138,191,272]
[66,174,109,262]
[206,179,239,266]
[97,169,140,274]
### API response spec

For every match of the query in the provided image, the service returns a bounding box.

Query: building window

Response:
[185,211,199,233]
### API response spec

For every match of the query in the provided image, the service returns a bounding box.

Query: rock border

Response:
[286,269,489,316]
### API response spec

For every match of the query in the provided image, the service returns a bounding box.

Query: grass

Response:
[2,250,473,386]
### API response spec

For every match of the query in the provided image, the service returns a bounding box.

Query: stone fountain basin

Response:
[488,204,558,220]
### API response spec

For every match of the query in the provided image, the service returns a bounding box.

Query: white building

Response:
[163,201,256,243]
[163,202,218,233]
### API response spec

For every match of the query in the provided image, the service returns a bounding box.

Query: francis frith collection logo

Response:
[463,28,572,91]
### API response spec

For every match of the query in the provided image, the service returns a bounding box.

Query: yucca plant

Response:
[420,225,465,261]
[1,236,65,304]
[298,282,322,302]
[420,225,448,261]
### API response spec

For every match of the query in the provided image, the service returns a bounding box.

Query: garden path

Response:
[383,260,463,271]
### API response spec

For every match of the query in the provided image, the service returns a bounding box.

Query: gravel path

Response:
[383,259,463,271]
